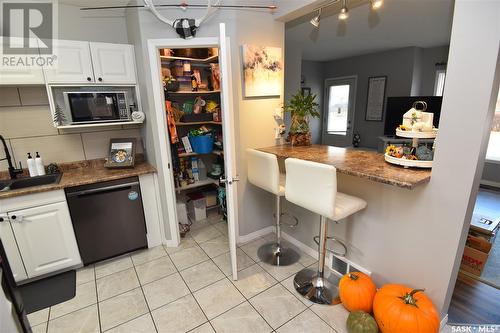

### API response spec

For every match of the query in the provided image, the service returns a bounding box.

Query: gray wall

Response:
[322,47,416,149]
[419,46,450,96]
[301,61,323,144]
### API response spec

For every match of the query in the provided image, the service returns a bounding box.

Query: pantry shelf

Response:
[175,121,222,126]
[175,178,219,191]
[166,90,221,95]
[178,150,223,158]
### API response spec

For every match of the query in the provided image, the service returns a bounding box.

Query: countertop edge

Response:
[0,167,156,200]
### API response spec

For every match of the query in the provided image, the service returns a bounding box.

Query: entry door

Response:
[219,23,239,280]
[322,76,357,147]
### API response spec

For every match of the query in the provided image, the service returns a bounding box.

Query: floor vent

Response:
[329,254,372,277]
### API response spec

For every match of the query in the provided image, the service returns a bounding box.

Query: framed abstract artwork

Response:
[242,45,283,98]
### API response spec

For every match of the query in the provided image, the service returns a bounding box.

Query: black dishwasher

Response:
[66,177,148,265]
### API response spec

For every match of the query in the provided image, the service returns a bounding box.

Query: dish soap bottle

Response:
[27,153,38,177]
[35,152,46,176]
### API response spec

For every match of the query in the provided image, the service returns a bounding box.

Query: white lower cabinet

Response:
[0,215,28,282]
[0,191,81,283]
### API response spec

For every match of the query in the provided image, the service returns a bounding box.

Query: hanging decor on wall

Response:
[365,76,387,121]
[242,45,283,98]
[142,0,221,39]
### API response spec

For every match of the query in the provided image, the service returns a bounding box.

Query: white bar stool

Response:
[285,158,367,304]
[247,149,300,266]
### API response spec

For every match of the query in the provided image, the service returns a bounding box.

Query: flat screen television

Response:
[384,96,443,135]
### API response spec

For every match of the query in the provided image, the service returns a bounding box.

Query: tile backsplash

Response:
[0,86,143,172]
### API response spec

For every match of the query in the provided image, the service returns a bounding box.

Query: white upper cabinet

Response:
[44,40,94,84]
[0,215,28,282]
[90,42,137,84]
[0,37,45,85]
[9,201,81,278]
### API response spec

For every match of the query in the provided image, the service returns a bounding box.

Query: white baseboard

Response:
[164,239,179,247]
[237,226,274,245]
[281,231,319,260]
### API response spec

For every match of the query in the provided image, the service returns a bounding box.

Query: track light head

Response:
[371,0,383,9]
[339,6,349,20]
[310,8,321,28]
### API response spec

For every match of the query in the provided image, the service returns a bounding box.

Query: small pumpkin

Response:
[339,272,377,313]
[373,284,440,333]
[347,311,379,333]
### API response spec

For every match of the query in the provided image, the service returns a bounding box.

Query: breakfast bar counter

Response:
[257,144,431,190]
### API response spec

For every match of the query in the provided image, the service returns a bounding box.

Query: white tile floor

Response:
[27,216,454,333]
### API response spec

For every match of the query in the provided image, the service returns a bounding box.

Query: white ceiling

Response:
[59,0,277,8]
[286,0,454,62]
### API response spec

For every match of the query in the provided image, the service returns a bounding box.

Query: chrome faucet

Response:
[0,135,23,179]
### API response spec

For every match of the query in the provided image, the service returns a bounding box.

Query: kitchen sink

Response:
[0,173,62,191]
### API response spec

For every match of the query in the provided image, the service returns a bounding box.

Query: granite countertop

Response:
[0,157,156,199]
[258,145,431,190]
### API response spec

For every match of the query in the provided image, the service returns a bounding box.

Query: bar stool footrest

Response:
[273,212,299,228]
[313,236,347,257]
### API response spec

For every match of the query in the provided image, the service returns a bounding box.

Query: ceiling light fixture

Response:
[310,8,322,28]
[338,0,349,20]
[370,0,383,9]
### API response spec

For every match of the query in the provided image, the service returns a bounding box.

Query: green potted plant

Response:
[283,90,320,146]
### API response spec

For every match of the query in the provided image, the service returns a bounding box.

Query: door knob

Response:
[220,176,240,185]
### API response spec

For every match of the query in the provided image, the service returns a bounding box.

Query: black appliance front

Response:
[65,177,148,265]
[67,92,124,122]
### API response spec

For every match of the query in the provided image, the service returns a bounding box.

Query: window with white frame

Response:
[486,89,500,162]
[434,69,446,96]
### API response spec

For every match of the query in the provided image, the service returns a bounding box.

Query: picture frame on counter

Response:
[365,76,387,122]
[104,138,137,168]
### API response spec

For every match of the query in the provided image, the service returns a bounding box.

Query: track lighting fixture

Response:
[310,8,322,28]
[370,0,384,10]
[338,0,349,20]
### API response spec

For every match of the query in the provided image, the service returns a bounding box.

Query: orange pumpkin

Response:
[373,284,440,333]
[339,272,377,313]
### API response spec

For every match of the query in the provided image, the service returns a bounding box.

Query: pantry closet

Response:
[148,25,239,279]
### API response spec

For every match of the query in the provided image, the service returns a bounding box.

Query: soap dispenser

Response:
[27,153,38,177]
[35,152,46,176]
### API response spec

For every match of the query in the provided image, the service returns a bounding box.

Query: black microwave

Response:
[63,91,130,124]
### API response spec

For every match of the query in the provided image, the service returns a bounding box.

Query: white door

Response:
[45,40,94,83]
[9,202,81,278]
[0,37,44,85]
[0,214,27,282]
[90,42,137,84]
[322,76,357,147]
[219,23,239,280]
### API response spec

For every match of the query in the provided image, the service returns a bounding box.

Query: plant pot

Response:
[288,132,312,146]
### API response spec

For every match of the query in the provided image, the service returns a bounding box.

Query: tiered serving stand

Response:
[384,128,438,168]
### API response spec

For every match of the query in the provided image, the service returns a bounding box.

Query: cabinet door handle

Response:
[87,77,92,81]
[98,77,103,82]
[0,216,7,222]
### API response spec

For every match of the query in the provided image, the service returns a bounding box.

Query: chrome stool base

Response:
[257,242,301,266]
[293,269,340,305]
